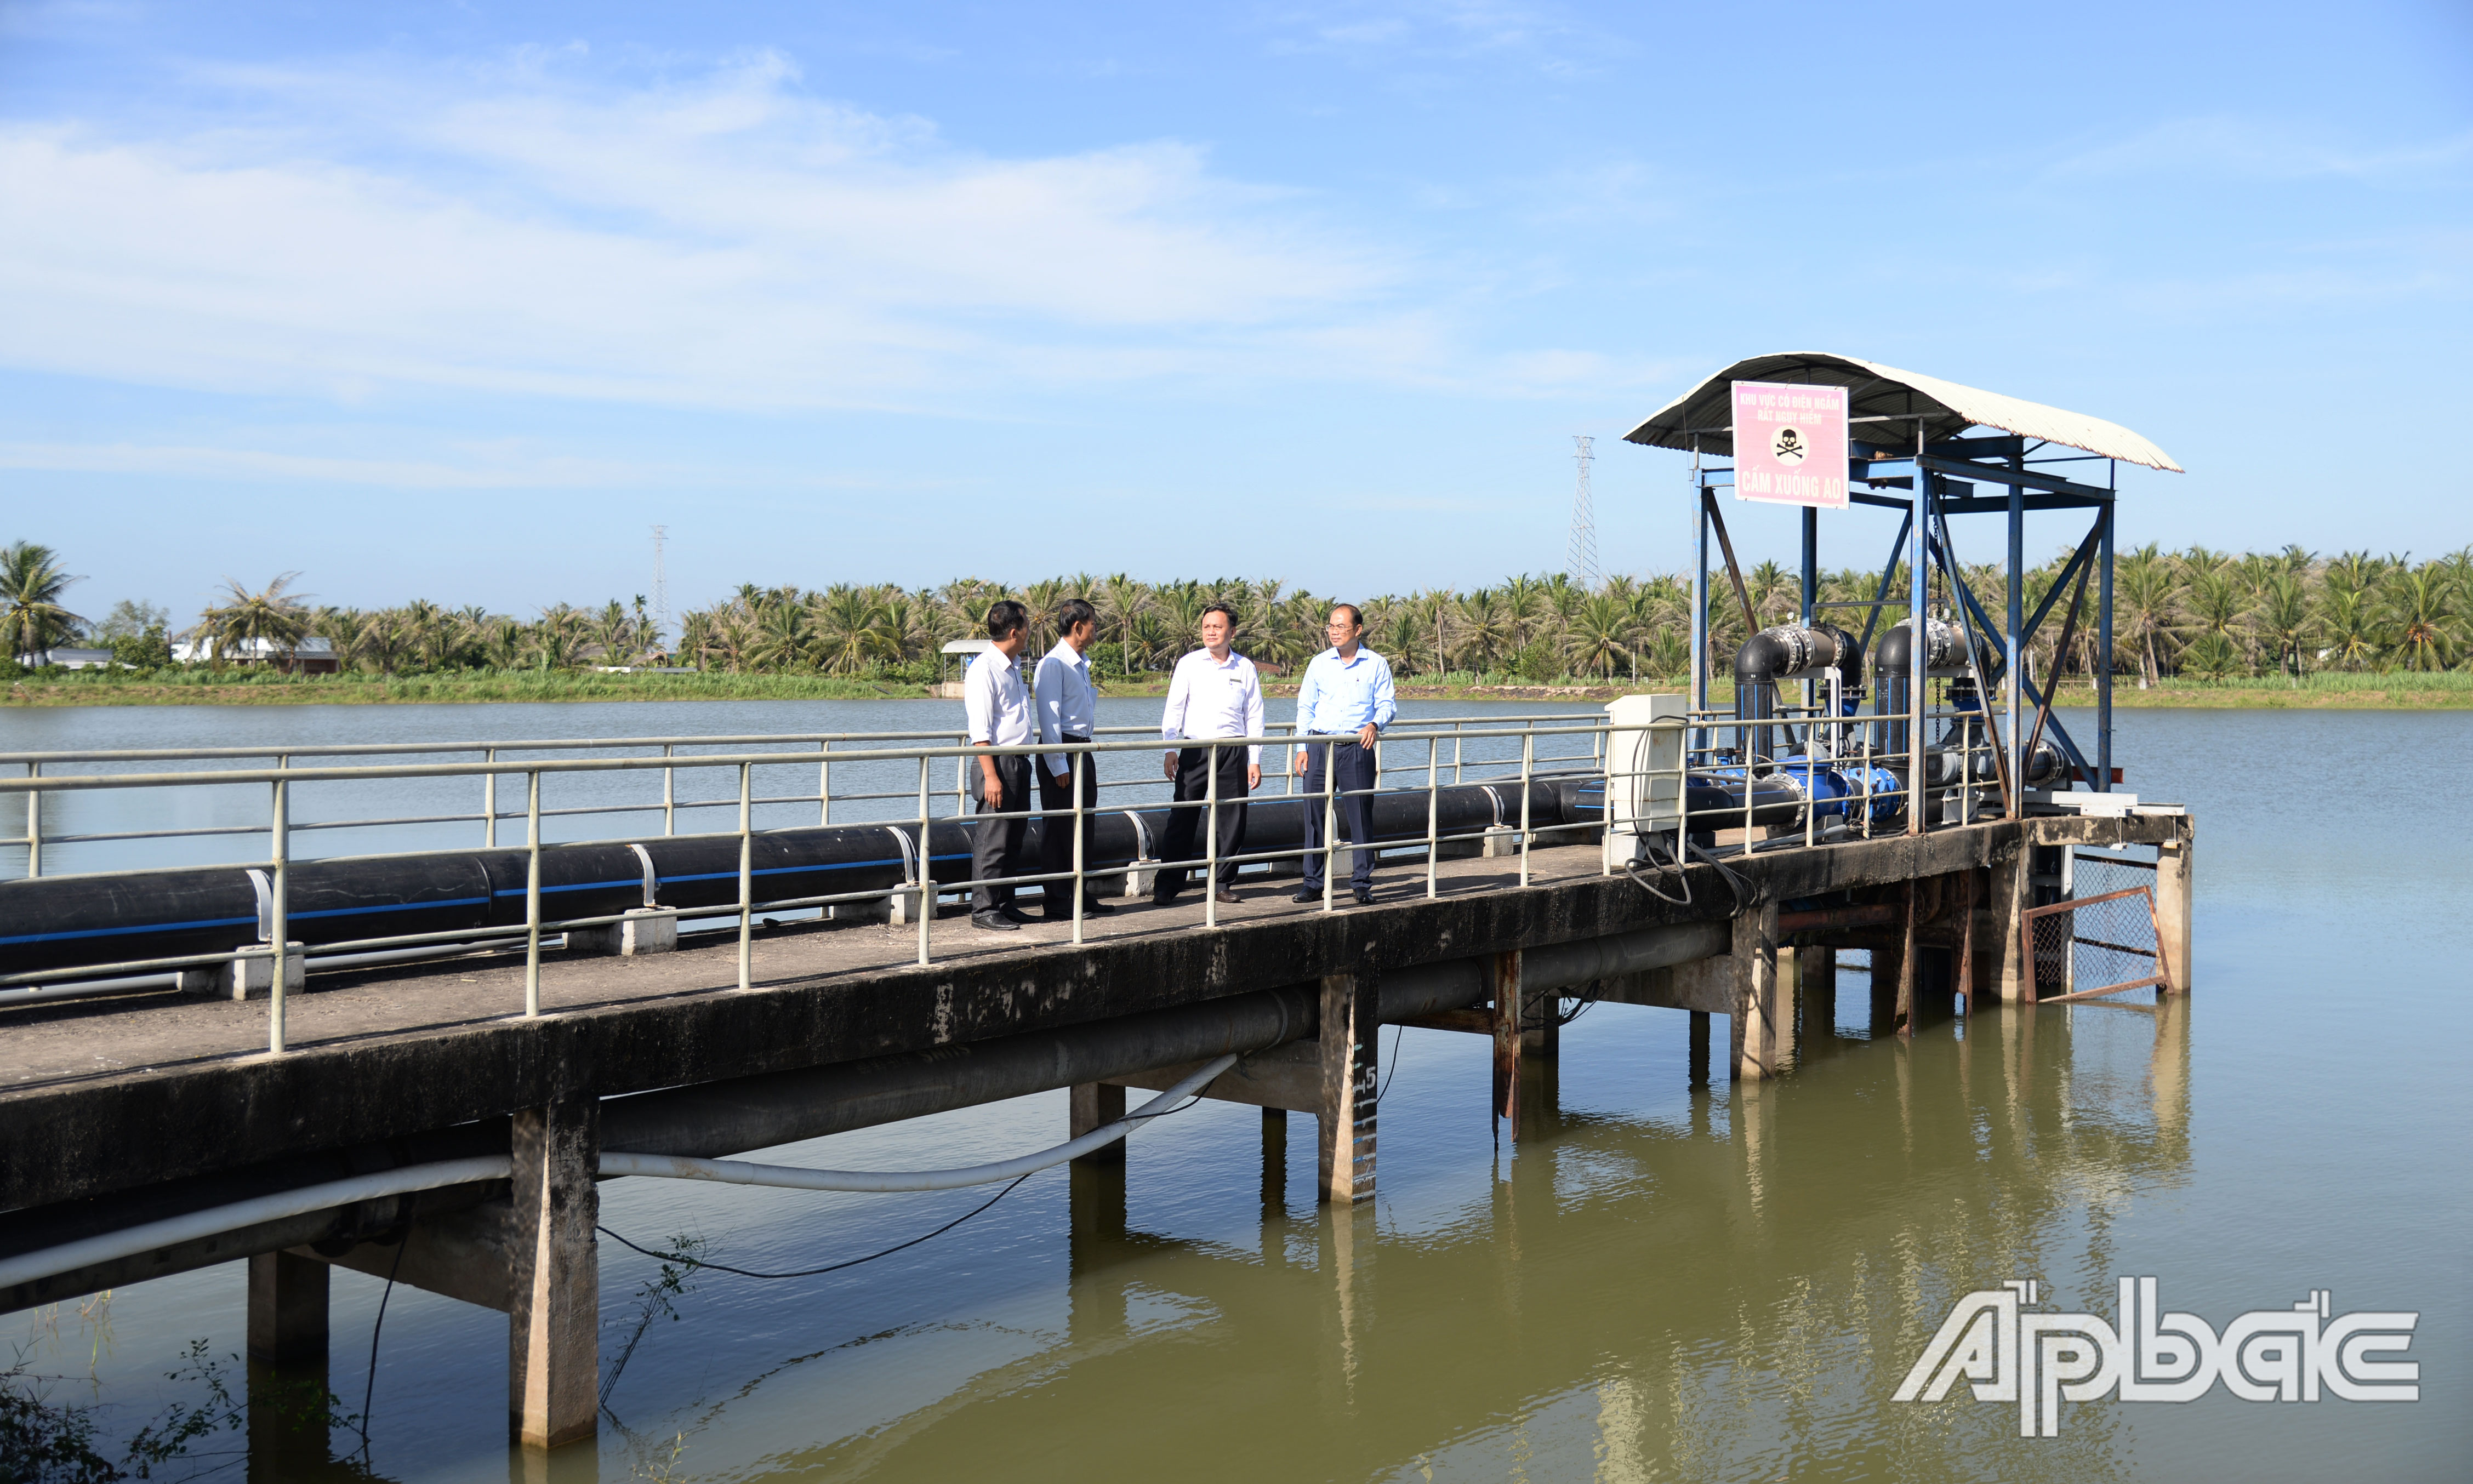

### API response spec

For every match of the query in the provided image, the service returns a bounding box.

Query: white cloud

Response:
[0,54,1418,412]
[2048,117,2473,185]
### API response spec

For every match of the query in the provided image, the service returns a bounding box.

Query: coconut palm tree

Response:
[195,574,310,670]
[0,542,86,661]
[2112,545,2176,689]
[2254,571,2314,684]
[2376,567,2464,672]
[813,585,898,675]
[1560,592,1636,678]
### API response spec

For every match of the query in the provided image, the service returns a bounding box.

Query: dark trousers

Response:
[1038,736,1098,912]
[971,753,1032,916]
[1300,739,1377,891]
[1156,745,1250,896]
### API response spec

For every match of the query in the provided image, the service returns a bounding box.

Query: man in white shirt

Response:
[1154,602,1265,904]
[964,600,1036,930]
[1292,603,1397,905]
[1033,597,1114,920]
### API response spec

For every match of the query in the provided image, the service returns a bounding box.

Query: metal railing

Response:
[0,692,2019,1055]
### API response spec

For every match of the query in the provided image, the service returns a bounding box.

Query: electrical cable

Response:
[597,1174,1035,1281]
[597,1077,1221,1281]
[1374,1022,1406,1103]
[356,1232,407,1467]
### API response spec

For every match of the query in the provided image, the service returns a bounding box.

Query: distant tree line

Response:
[3,539,2468,686]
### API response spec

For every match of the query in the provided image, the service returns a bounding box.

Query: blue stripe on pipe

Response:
[287,895,491,921]
[0,915,259,946]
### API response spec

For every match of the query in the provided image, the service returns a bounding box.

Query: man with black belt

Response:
[1154,602,1264,905]
[965,600,1035,931]
[1035,597,1115,920]
[1292,603,1396,906]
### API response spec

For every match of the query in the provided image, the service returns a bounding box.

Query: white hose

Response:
[0,1155,512,1295]
[597,1052,1243,1192]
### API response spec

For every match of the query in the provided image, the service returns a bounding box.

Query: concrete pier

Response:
[0,808,2191,1456]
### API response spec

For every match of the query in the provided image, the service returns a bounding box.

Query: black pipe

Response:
[0,777,1580,978]
[1733,624,1861,768]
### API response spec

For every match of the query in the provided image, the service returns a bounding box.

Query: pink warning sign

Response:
[1731,380,1849,509]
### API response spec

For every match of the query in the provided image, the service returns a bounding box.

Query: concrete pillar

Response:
[2156,830,2193,992]
[179,945,303,999]
[1317,968,1378,1205]
[246,1250,328,1364]
[1869,944,1901,1033]
[1069,1083,1126,1168]
[509,1099,599,1452]
[1518,958,1557,1060]
[1730,899,1781,1080]
[1992,846,2030,1003]
[1896,884,1919,1035]
[1795,946,1836,1038]
[564,907,677,956]
[1489,951,1522,1138]
[1261,1108,1289,1225]
[1688,1010,1711,1087]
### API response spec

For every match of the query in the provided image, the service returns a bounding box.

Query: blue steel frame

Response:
[1685,431,2119,803]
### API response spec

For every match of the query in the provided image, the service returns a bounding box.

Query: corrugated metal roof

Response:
[1622,352,2182,473]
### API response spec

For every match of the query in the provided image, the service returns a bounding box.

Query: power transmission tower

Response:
[651,525,668,653]
[1566,436,1603,590]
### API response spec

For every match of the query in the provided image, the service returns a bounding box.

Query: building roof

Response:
[1621,352,2181,472]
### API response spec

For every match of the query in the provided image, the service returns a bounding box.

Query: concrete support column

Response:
[2156,830,2194,992]
[509,1098,600,1452]
[1688,1010,1711,1087]
[1489,951,1522,1137]
[1992,846,2030,1003]
[1869,944,1901,1032]
[1518,952,1558,1060]
[246,1250,328,1365]
[1069,1083,1127,1167]
[1731,900,1781,1081]
[1895,883,1919,1035]
[1795,946,1836,1038]
[1318,968,1378,1205]
[1261,1108,1289,1224]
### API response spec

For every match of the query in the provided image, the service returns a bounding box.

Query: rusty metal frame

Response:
[2021,883,2174,1003]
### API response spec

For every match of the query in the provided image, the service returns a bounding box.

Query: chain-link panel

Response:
[2022,880,2169,1002]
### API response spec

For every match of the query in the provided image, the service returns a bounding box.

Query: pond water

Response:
[3,703,2466,1482]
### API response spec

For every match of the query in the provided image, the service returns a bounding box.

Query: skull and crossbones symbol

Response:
[1772,426,1808,465]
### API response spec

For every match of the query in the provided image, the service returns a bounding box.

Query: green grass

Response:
[4,665,2465,709]
[0,667,926,706]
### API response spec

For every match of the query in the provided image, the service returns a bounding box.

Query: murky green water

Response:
[7,705,2466,1481]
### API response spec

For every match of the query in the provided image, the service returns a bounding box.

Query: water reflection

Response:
[544,994,2193,1483]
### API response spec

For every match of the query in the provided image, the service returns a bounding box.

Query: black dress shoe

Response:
[971,912,1020,931]
[1213,887,1241,905]
[1291,887,1321,903]
[1046,897,1116,920]
[1351,890,1376,906]
[999,905,1039,924]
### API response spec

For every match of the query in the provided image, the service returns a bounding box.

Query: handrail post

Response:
[916,754,933,967]
[736,761,753,991]
[268,760,289,1054]
[818,740,831,827]
[1204,739,1221,929]
[24,761,38,879]
[1518,731,1534,888]
[524,769,542,1017]
[662,743,675,837]
[1426,735,1439,899]
[1322,745,1337,915]
[482,747,497,848]
[1600,723,1615,877]
[1070,748,1086,946]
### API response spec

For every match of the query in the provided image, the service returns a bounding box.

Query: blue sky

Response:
[3,1,2468,625]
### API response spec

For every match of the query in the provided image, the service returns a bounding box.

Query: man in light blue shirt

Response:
[1291,604,1397,904]
[1033,598,1113,920]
